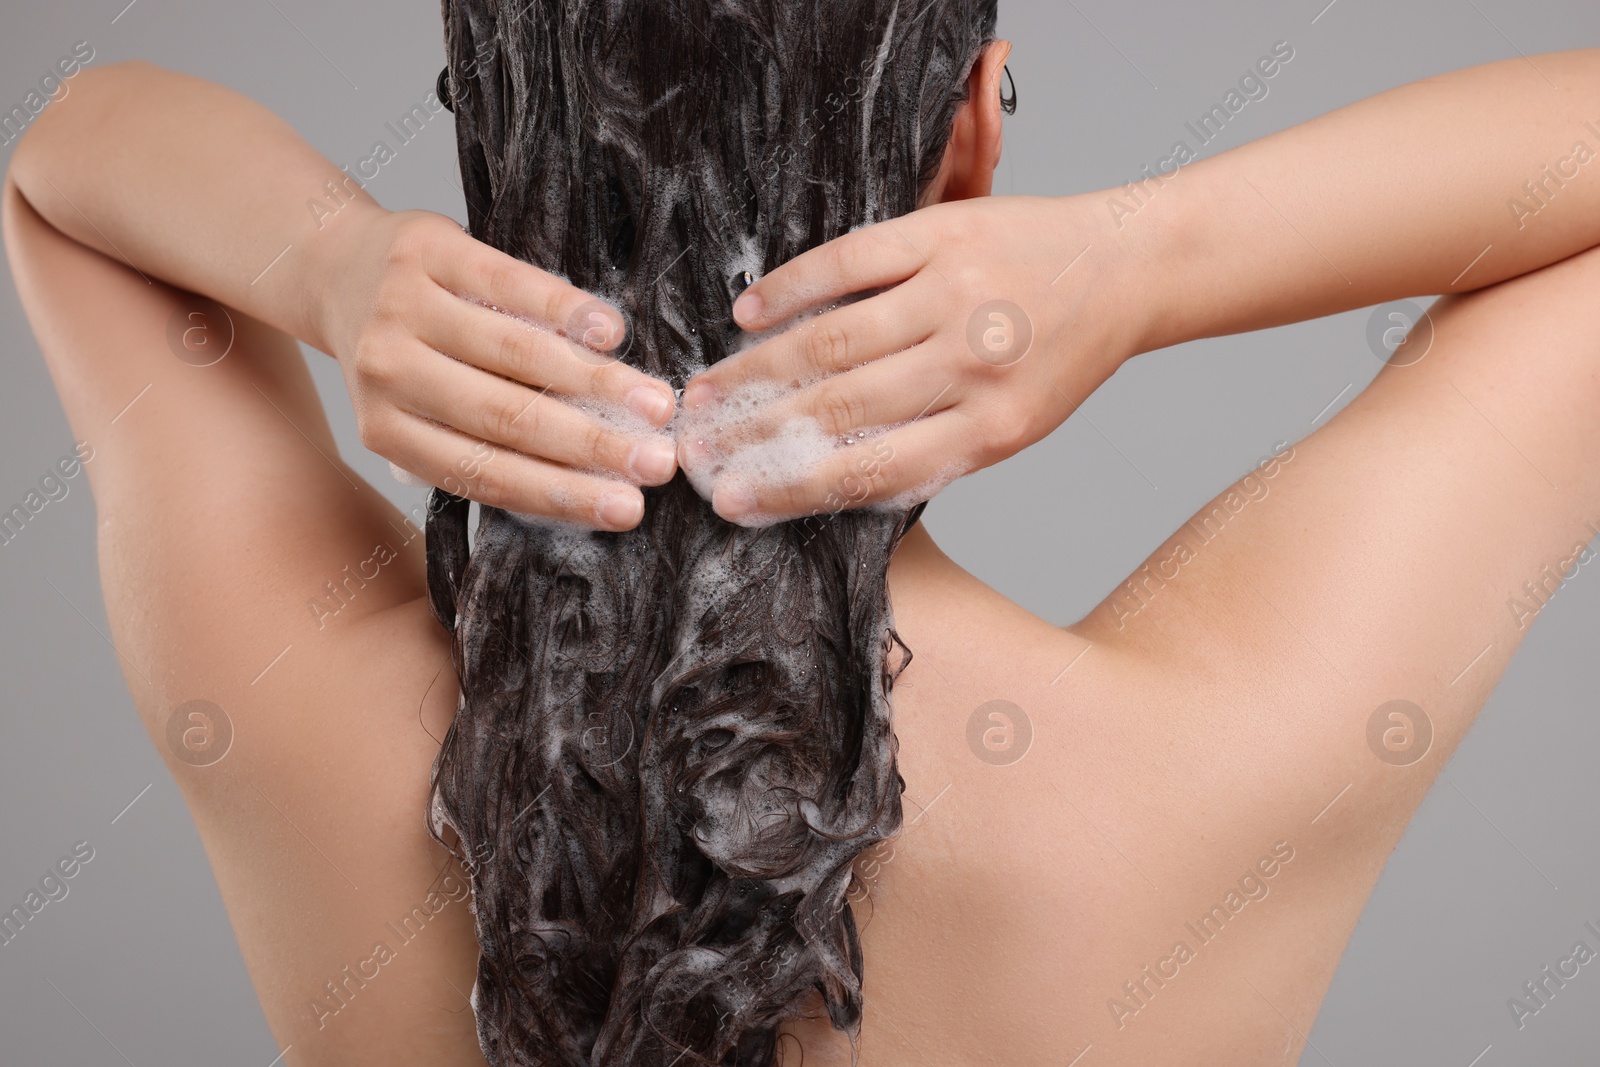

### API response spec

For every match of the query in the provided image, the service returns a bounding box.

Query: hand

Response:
[318,208,678,530]
[676,195,1141,525]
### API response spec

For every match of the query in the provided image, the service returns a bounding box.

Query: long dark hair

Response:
[425,2,998,1064]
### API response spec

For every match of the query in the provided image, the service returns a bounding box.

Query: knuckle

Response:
[582,420,610,466]
[366,270,422,330]
[950,263,982,295]
[464,460,510,508]
[982,400,1032,460]
[818,386,867,434]
[356,411,391,453]
[384,215,432,270]
[762,482,805,520]
[539,283,576,331]
[494,327,537,380]
[369,281,410,325]
[851,441,893,484]
[590,360,630,401]
[801,320,852,375]
[351,340,397,390]
[477,257,519,307]
[829,232,870,281]
[487,390,534,445]
[836,453,884,503]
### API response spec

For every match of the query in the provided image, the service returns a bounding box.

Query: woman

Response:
[6,1,1600,1064]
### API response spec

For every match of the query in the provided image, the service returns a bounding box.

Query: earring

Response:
[437,66,454,113]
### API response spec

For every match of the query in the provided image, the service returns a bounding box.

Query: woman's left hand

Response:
[676,193,1146,525]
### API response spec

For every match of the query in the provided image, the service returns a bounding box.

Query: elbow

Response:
[5,57,161,217]
[5,57,154,181]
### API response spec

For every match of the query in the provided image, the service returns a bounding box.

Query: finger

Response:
[424,229,627,352]
[733,218,931,330]
[708,411,973,526]
[379,412,648,531]
[685,280,939,409]
[683,351,960,479]
[416,283,675,426]
[397,342,678,486]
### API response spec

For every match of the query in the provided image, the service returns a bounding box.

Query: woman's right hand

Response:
[317,207,679,530]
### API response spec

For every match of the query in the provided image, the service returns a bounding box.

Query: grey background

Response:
[1,0,1596,1063]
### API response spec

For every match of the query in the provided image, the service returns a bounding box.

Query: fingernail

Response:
[683,380,716,410]
[713,485,757,521]
[626,385,674,425]
[629,438,677,482]
[733,291,763,326]
[597,490,644,529]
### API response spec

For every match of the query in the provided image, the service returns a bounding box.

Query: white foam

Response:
[672,300,862,525]
[558,390,659,438]
[457,283,623,357]
[673,325,969,525]
[427,789,457,841]
[500,490,624,543]
[674,374,841,520]
[868,458,972,514]
[389,461,433,488]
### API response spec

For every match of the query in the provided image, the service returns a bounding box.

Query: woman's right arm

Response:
[7,60,678,529]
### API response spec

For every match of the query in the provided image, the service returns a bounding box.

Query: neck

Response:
[889,519,950,588]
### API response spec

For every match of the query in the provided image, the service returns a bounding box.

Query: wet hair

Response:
[425,2,999,1064]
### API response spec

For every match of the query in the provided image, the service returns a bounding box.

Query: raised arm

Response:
[6,60,679,529]
[7,60,371,355]
[683,48,1600,522]
[1130,47,1600,347]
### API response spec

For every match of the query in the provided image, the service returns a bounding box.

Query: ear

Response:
[922,39,1012,205]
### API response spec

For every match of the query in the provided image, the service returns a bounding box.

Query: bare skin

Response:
[7,49,1600,1067]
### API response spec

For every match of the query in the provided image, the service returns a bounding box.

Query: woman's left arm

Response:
[688,48,1600,523]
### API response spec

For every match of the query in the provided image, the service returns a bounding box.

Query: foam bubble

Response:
[672,302,865,524]
[674,356,968,526]
[674,375,840,516]
[389,461,433,488]
[501,484,624,540]
[868,458,972,514]
[556,391,660,441]
[428,789,458,840]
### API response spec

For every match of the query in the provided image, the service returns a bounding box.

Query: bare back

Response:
[10,157,1600,1066]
